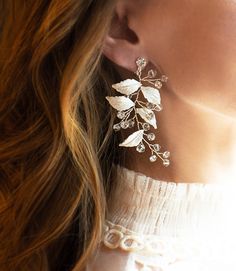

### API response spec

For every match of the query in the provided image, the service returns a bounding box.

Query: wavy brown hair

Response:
[0,1,123,270]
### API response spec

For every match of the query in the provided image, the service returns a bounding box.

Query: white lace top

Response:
[86,164,236,271]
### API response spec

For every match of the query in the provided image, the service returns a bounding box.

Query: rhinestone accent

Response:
[136,143,145,153]
[117,111,126,119]
[113,124,121,132]
[136,57,147,69]
[163,151,170,158]
[163,159,170,167]
[149,155,157,162]
[155,81,163,89]
[128,119,135,128]
[142,123,150,131]
[161,75,168,82]
[147,133,155,141]
[153,144,161,151]
[120,121,129,129]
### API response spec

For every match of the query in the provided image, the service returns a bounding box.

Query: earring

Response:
[106,57,170,167]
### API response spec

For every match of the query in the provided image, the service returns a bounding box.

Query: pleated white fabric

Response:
[86,164,236,271]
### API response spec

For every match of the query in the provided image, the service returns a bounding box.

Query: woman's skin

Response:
[103,0,236,184]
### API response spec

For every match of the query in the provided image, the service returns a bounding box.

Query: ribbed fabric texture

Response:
[86,164,236,271]
[107,164,230,238]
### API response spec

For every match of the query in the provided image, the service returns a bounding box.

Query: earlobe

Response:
[102,8,147,72]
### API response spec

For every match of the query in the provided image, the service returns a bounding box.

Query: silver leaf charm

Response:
[141,86,161,106]
[112,79,141,95]
[106,96,135,111]
[136,107,157,129]
[119,130,144,147]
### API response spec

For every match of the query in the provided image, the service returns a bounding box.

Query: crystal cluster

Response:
[113,117,135,131]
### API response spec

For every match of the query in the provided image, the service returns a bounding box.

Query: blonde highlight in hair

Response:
[0,1,122,270]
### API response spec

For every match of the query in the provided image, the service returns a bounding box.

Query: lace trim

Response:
[101,220,236,270]
[103,220,205,257]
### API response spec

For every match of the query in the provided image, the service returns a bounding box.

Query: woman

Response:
[1,0,236,270]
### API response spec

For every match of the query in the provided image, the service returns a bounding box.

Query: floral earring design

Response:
[106,57,170,166]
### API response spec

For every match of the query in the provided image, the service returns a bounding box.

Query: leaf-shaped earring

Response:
[106,57,170,167]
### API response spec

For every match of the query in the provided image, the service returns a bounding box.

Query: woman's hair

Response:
[0,1,123,270]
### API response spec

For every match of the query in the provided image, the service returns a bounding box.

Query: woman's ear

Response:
[103,3,147,72]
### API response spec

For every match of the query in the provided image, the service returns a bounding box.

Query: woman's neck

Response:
[120,85,236,184]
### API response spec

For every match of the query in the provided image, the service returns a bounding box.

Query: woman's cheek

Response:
[140,1,236,115]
